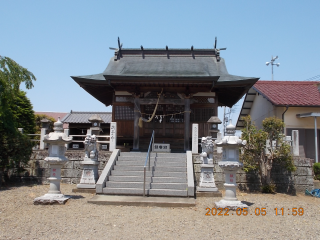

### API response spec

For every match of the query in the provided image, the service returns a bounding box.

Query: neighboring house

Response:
[236,81,320,160]
[35,111,69,128]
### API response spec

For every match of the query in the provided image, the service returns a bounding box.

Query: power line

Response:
[305,75,320,81]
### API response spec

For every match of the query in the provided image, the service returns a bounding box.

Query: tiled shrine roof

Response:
[71,47,259,107]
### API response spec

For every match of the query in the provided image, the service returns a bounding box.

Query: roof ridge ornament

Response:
[214,37,227,62]
[109,37,123,61]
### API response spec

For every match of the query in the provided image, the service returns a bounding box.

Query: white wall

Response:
[249,93,276,129]
[284,107,320,129]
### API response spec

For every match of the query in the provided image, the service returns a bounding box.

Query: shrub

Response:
[261,183,276,193]
[313,163,320,180]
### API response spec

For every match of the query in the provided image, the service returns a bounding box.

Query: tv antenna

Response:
[266,56,280,80]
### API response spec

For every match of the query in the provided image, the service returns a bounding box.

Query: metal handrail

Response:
[143,130,155,197]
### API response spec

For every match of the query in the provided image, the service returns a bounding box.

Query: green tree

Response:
[240,116,296,193]
[34,114,55,140]
[9,90,36,134]
[0,56,36,183]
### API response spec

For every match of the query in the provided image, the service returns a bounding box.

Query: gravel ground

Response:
[0,183,319,240]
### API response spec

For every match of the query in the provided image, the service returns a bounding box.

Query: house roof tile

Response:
[35,112,68,121]
[35,112,69,129]
[253,81,320,106]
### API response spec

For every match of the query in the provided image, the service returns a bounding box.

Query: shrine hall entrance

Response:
[142,104,185,138]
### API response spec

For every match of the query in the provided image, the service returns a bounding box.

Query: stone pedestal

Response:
[77,159,99,189]
[197,136,219,193]
[197,164,218,192]
[77,134,99,189]
[34,118,72,205]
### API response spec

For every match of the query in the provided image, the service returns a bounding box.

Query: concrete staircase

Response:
[102,152,190,197]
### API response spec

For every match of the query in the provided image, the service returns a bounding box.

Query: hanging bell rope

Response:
[138,88,163,128]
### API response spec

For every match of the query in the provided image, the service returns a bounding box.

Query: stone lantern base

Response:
[215,161,248,209]
[34,194,70,205]
[215,199,248,210]
[34,163,70,205]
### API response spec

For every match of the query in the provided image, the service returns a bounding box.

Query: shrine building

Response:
[71,40,259,152]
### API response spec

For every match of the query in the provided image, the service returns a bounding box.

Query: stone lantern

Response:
[88,114,104,136]
[34,118,72,204]
[215,120,248,209]
[41,118,51,129]
[88,114,104,150]
[207,116,222,139]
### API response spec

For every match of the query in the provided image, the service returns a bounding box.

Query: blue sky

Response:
[2,0,320,131]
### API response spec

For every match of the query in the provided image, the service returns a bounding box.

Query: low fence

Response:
[68,135,110,150]
[21,129,111,151]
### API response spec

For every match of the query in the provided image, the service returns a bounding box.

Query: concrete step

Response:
[88,195,196,207]
[157,153,186,157]
[118,156,156,161]
[151,183,187,190]
[120,152,157,157]
[156,157,186,162]
[100,151,188,198]
[110,171,153,177]
[155,162,186,167]
[105,182,187,190]
[109,176,187,183]
[152,177,187,183]
[117,157,184,163]
[113,165,186,172]
[115,161,186,167]
[115,161,156,166]
[109,176,152,182]
[119,152,186,158]
[106,182,151,189]
[149,189,188,197]
[103,187,146,195]
[103,187,188,197]
[110,170,186,178]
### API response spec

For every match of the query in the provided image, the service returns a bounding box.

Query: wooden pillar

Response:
[133,96,140,150]
[184,98,191,151]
